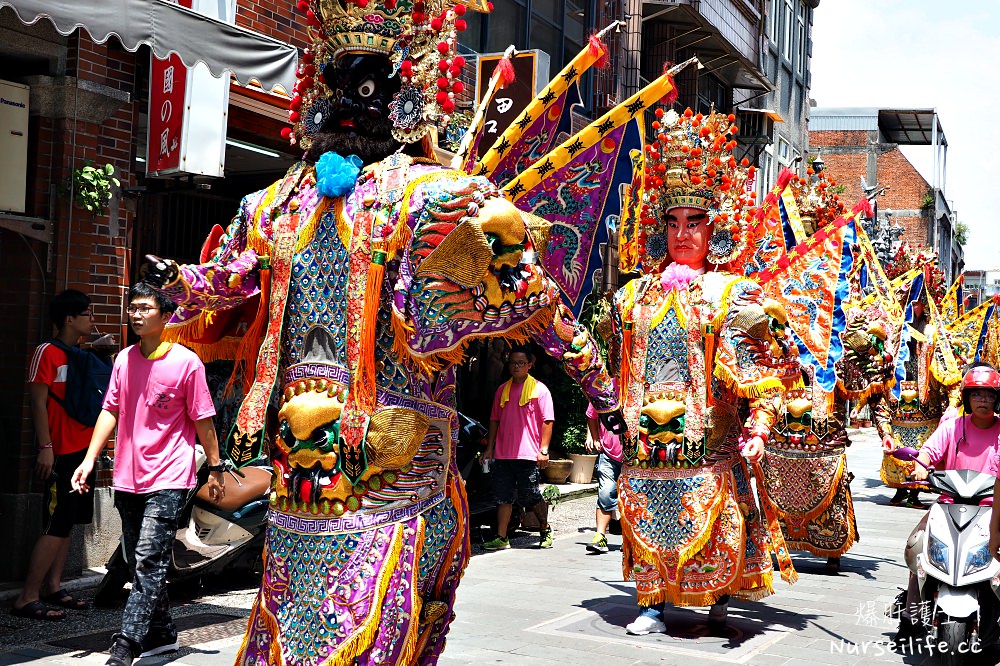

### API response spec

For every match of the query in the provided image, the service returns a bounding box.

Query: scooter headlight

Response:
[928,534,950,574]
[965,541,993,576]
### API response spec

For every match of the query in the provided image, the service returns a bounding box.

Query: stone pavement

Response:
[0,428,988,665]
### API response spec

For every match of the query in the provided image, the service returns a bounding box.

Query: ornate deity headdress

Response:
[638,108,756,268]
[789,167,846,236]
[286,0,490,149]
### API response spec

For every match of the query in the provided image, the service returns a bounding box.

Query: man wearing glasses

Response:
[71,283,225,666]
[13,290,106,621]
[482,347,555,550]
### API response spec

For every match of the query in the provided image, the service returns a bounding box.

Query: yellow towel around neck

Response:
[499,375,538,408]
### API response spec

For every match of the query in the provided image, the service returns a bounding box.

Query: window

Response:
[796,3,806,75]
[760,148,775,202]
[782,0,793,61]
[777,137,790,164]
[768,0,779,42]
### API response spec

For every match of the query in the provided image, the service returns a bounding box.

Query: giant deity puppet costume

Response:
[754,169,902,573]
[610,109,802,635]
[135,0,723,662]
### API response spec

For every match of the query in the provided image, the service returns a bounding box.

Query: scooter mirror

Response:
[891,446,921,462]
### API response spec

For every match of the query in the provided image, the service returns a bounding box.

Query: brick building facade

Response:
[0,1,303,582]
[808,108,964,282]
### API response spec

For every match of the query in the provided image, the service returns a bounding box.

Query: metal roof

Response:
[810,107,947,146]
[878,109,947,146]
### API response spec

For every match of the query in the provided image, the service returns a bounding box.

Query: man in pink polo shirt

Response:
[483,347,554,550]
[71,283,225,666]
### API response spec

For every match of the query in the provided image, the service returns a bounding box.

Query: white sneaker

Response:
[625,613,666,635]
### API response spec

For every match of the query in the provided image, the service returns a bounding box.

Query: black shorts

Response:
[491,459,543,507]
[42,448,95,538]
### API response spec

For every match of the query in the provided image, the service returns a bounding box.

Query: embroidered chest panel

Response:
[283,208,352,369]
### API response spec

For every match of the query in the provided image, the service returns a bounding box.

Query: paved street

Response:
[0,427,990,665]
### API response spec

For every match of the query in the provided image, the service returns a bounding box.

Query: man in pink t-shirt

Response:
[482,348,554,551]
[71,283,225,666]
[585,402,622,554]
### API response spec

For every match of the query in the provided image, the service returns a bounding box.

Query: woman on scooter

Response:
[897,363,1000,637]
[912,363,1000,486]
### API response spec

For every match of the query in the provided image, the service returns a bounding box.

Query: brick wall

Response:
[810,128,933,252]
[237,0,310,49]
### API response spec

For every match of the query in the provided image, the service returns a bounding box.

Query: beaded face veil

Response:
[287,0,491,149]
[638,108,756,269]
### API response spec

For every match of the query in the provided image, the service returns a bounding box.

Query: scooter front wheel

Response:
[936,619,970,666]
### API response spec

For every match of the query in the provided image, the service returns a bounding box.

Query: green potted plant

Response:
[70,162,120,216]
[563,421,598,484]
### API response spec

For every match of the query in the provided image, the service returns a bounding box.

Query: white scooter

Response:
[893,447,1000,665]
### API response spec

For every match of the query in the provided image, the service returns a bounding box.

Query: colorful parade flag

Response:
[503,58,695,310]
[733,168,798,277]
[616,148,644,275]
[890,269,925,400]
[469,28,616,184]
[758,211,857,392]
[939,273,965,324]
[945,297,996,367]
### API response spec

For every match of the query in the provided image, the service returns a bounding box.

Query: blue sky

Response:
[810,0,999,270]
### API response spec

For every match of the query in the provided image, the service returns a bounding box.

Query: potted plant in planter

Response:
[563,422,597,484]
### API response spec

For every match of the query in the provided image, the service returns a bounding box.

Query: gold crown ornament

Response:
[284,0,491,148]
[788,167,846,236]
[638,108,756,268]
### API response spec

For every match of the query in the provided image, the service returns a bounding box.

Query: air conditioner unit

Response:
[0,80,29,214]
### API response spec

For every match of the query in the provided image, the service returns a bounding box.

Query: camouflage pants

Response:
[114,489,186,644]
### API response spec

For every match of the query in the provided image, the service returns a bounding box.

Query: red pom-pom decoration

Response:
[455,19,467,31]
[455,4,466,14]
[296,0,309,11]
[413,11,425,22]
[436,90,449,104]
[454,56,466,67]
[400,60,413,74]
[437,42,450,54]
[281,127,293,140]
[437,77,449,89]
[452,81,465,93]
[302,51,314,64]
[290,95,302,111]
[487,2,494,10]
[438,60,450,72]
[356,0,368,7]
[385,0,396,7]
[449,65,462,77]
[431,17,443,30]
[443,100,456,113]
[289,111,301,123]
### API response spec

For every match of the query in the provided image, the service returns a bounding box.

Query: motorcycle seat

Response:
[196,466,273,513]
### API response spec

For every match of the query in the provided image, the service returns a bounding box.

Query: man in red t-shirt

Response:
[13,290,107,620]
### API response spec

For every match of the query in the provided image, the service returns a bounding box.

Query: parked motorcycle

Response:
[94,447,271,606]
[892,446,1000,665]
